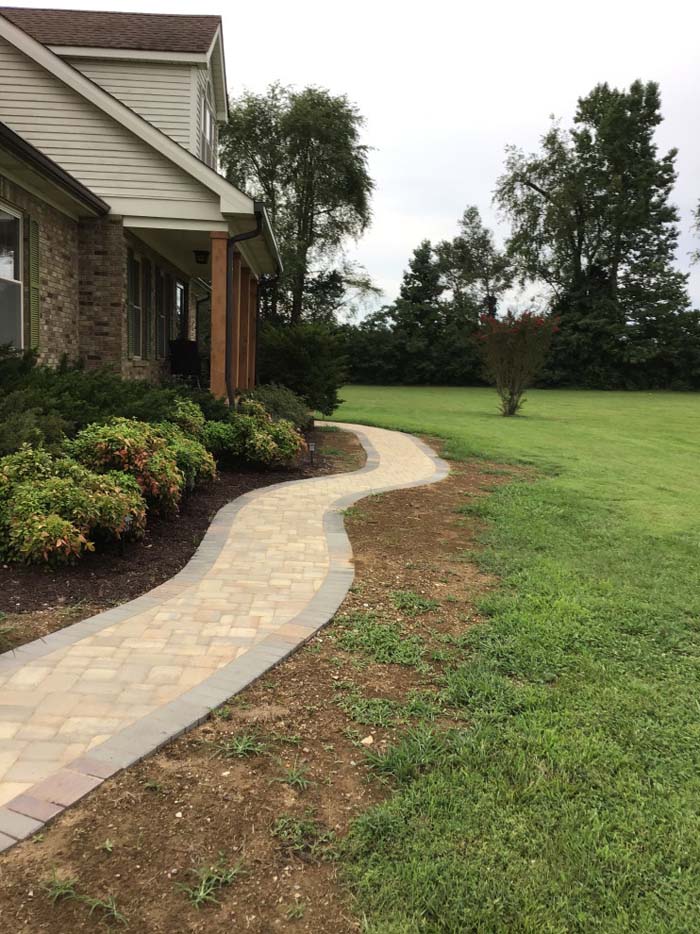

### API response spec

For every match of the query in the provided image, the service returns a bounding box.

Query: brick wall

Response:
[77,215,126,372]
[0,173,80,364]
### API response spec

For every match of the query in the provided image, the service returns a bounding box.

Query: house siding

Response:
[65,57,194,151]
[0,35,215,207]
[0,172,80,365]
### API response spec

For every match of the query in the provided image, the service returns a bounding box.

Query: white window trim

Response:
[0,200,24,350]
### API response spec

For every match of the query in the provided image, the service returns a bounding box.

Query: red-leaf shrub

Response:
[479,312,558,416]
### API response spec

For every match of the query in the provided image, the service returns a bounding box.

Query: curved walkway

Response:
[0,423,448,850]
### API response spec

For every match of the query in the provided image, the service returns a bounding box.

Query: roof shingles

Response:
[0,7,221,54]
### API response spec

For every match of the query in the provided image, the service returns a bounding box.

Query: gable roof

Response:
[0,8,221,54]
[0,118,108,216]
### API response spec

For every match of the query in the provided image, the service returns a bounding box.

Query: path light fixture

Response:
[193,250,210,265]
[308,441,315,466]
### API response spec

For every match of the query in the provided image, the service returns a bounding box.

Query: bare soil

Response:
[0,443,519,933]
[0,427,365,653]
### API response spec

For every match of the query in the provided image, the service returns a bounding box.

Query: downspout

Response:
[225,204,263,405]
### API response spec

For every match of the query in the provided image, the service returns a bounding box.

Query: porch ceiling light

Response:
[194,249,210,265]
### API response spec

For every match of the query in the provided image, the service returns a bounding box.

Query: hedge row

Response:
[0,378,309,565]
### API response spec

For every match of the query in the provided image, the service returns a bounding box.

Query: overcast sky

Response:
[20,0,700,307]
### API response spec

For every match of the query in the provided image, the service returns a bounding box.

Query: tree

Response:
[221,83,374,324]
[495,81,695,388]
[479,312,558,415]
[437,206,512,317]
[693,201,700,264]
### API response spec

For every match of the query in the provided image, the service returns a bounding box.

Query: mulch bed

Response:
[0,427,365,651]
[0,445,521,933]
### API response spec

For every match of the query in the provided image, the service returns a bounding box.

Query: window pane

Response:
[0,210,20,281]
[0,278,22,347]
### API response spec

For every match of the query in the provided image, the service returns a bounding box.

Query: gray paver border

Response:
[0,424,448,852]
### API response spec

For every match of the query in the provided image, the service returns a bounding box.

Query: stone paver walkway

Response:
[0,423,447,850]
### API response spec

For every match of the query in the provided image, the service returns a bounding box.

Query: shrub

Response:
[0,350,232,454]
[202,414,305,468]
[479,311,558,416]
[68,418,184,514]
[0,446,146,564]
[243,384,313,431]
[154,421,216,491]
[165,398,206,440]
[257,322,347,415]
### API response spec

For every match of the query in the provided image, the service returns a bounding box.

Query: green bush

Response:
[0,350,232,454]
[165,398,206,440]
[202,414,305,468]
[243,384,313,431]
[0,446,146,564]
[257,322,347,415]
[154,421,216,491]
[67,418,185,514]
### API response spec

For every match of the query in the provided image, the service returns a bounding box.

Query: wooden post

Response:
[230,250,242,392]
[248,276,258,388]
[238,265,251,391]
[209,231,228,400]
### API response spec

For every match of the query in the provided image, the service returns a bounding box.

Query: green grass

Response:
[331,386,700,933]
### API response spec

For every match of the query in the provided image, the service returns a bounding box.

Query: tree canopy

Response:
[495,80,696,388]
[220,83,374,324]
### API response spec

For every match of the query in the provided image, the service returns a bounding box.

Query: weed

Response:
[272,813,336,861]
[339,693,400,727]
[178,854,243,909]
[286,900,307,920]
[99,838,114,853]
[272,759,313,791]
[335,612,425,667]
[270,731,303,747]
[82,894,127,925]
[390,590,439,616]
[44,871,78,905]
[211,704,232,721]
[364,725,458,784]
[144,779,164,794]
[210,733,265,759]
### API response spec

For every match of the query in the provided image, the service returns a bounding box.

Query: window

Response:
[200,82,217,168]
[155,268,167,358]
[0,205,22,348]
[127,250,143,358]
[142,258,152,358]
[174,281,187,340]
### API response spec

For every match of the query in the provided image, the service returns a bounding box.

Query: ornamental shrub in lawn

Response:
[0,446,146,564]
[479,311,558,416]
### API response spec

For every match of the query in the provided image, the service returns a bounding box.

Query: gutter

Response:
[225,203,263,404]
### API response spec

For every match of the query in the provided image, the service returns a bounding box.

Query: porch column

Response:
[248,276,258,387]
[230,250,242,391]
[209,231,228,399]
[238,264,251,390]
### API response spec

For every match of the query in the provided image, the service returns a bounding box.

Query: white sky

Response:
[17,0,700,307]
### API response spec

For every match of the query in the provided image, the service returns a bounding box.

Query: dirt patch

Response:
[0,445,520,933]
[0,427,365,652]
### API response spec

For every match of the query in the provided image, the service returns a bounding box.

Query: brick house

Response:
[0,8,281,398]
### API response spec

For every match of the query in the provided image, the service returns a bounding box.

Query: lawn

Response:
[330,387,700,933]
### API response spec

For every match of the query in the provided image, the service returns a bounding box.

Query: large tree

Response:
[437,205,512,318]
[495,80,694,387]
[220,83,374,324]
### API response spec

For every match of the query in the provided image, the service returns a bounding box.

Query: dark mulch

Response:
[0,428,365,642]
